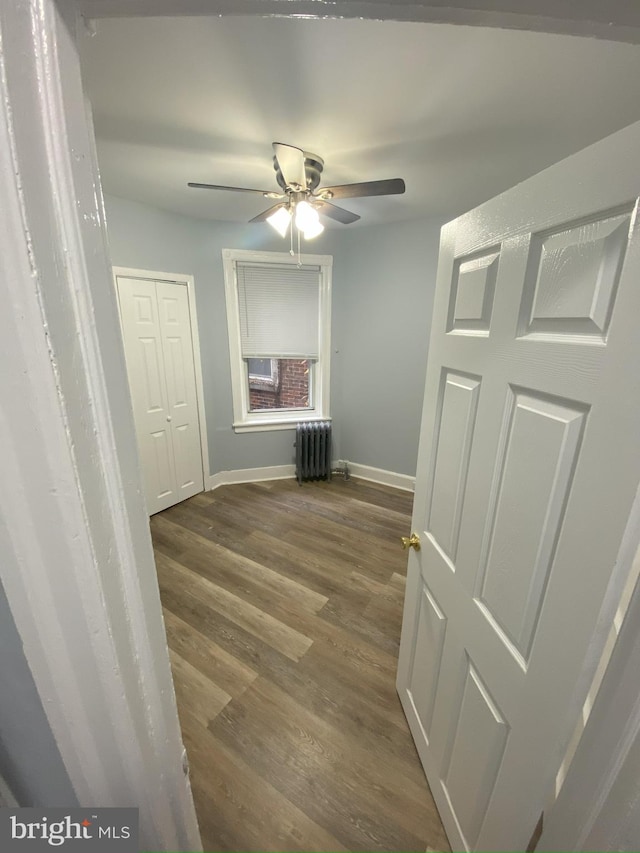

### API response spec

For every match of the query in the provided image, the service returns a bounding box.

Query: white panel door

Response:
[155,282,204,504]
[117,277,203,514]
[397,120,640,852]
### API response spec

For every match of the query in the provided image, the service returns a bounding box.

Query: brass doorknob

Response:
[401,533,421,551]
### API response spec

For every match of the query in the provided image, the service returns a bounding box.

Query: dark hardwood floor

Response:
[151,477,450,853]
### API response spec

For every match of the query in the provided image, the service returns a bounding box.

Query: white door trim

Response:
[539,489,640,851]
[0,1,200,849]
[113,266,211,487]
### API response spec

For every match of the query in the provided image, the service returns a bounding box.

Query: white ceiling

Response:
[79,16,640,227]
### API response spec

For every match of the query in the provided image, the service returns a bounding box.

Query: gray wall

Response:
[0,579,77,806]
[104,194,442,478]
[331,219,442,475]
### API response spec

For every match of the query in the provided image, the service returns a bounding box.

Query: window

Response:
[248,357,275,380]
[247,358,312,412]
[223,249,332,432]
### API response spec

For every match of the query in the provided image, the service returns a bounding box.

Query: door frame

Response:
[1,1,639,851]
[0,1,201,849]
[538,492,640,851]
[113,266,211,492]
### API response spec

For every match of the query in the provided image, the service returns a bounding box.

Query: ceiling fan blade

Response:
[316,178,405,200]
[273,142,307,191]
[249,202,287,224]
[315,200,360,225]
[188,182,283,198]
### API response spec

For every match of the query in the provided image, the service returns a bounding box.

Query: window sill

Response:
[232,414,331,434]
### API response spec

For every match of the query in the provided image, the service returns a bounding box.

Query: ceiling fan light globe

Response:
[294,200,319,232]
[266,206,291,237]
[303,220,324,240]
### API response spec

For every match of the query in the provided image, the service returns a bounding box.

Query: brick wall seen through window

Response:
[248,358,311,411]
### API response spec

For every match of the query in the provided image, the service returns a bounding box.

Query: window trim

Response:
[248,357,278,387]
[223,248,332,432]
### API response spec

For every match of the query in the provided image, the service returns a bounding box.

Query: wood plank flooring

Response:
[151,477,449,853]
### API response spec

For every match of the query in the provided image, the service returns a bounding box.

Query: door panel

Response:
[117,277,204,514]
[427,370,481,563]
[408,586,447,737]
[397,121,640,852]
[150,429,175,501]
[448,249,499,334]
[443,660,508,846]
[117,277,178,513]
[478,390,586,660]
[156,282,203,502]
[138,335,166,414]
[519,208,632,340]
[172,423,199,491]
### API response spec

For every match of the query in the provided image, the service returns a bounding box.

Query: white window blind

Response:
[237,262,320,358]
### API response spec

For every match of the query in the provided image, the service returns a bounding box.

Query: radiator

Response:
[295,421,332,485]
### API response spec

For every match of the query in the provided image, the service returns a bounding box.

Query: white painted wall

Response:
[104,194,442,479]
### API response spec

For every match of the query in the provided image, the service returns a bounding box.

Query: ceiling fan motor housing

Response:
[274,152,324,194]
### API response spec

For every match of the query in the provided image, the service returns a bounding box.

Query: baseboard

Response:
[207,464,295,491]
[339,461,415,492]
[207,462,414,493]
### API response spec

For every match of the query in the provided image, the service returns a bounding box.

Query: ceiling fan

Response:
[188,142,405,240]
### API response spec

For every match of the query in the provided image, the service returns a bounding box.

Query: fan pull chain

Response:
[297,226,302,267]
[289,215,294,257]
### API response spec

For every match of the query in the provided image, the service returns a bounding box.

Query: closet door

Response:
[156,281,204,505]
[117,276,203,514]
